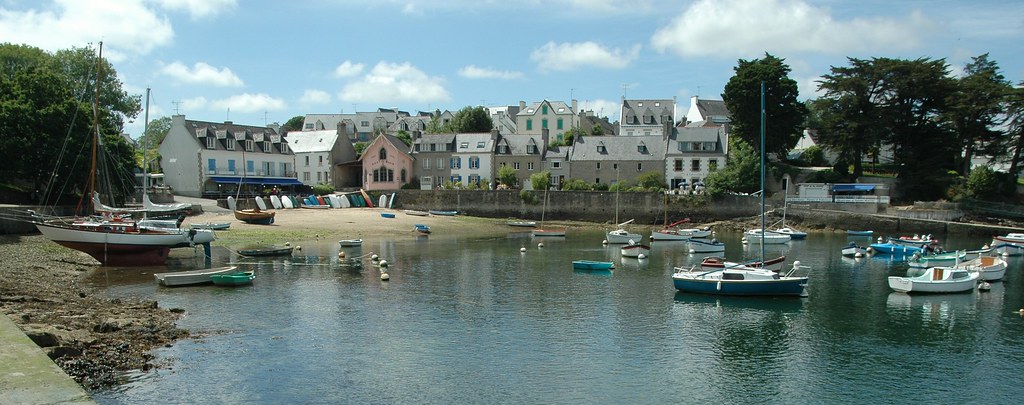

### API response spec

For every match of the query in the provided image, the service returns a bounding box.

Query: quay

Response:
[0,314,96,404]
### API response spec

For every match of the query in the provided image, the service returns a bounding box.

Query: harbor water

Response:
[87,230,1024,404]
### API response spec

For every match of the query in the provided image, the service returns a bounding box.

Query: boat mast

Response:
[85,42,104,214]
[142,87,150,202]
[760,81,766,263]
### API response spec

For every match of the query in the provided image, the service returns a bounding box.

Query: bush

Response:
[804,169,847,184]
[592,182,609,191]
[966,166,1000,198]
[312,183,335,195]
[561,178,591,191]
[519,189,539,204]
[530,171,551,191]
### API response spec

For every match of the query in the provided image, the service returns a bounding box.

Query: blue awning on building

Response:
[832,184,875,192]
[209,176,303,186]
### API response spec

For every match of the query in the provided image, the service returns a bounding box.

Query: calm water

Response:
[86,229,1024,404]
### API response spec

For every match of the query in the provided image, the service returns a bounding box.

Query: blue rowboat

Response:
[572,260,614,270]
[847,230,873,236]
[381,212,396,218]
[869,240,924,254]
[414,224,431,234]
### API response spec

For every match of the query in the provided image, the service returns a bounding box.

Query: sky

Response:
[3,0,1023,139]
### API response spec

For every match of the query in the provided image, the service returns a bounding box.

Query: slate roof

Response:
[570,135,666,161]
[453,133,495,154]
[621,99,674,126]
[495,135,546,156]
[517,100,574,117]
[185,119,289,154]
[693,99,729,121]
[286,130,338,154]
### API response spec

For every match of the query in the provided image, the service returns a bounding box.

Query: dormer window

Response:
[263,141,271,153]
[226,136,235,150]
[597,142,606,154]
[638,142,648,154]
[460,142,469,149]
[498,143,509,154]
[206,136,216,149]
[477,141,485,148]
[246,140,254,152]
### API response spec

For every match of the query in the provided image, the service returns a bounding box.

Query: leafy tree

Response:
[704,137,760,196]
[425,115,452,133]
[800,145,827,166]
[497,165,518,188]
[945,54,1012,175]
[965,165,1000,198]
[591,125,604,136]
[561,178,591,191]
[135,116,171,171]
[353,142,368,157]
[282,115,305,133]
[608,180,629,192]
[723,53,807,160]
[312,183,335,195]
[1006,84,1024,179]
[449,106,492,133]
[636,171,666,190]
[395,130,412,146]
[530,171,551,191]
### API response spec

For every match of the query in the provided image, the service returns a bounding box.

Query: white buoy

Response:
[855,252,864,258]
[296,246,302,251]
[978,281,991,291]
[520,247,527,253]
[602,239,608,245]
[379,259,388,268]
[380,272,390,281]
[638,253,647,259]
[339,251,346,258]
[371,254,379,261]
[538,242,544,248]
[285,242,291,246]
[688,249,696,254]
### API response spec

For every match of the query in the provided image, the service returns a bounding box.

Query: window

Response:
[414,144,420,152]
[423,159,430,169]
[557,118,563,130]
[638,143,648,154]
[207,159,216,172]
[317,172,322,182]
[469,157,479,169]
[400,169,407,183]
[280,163,287,176]
[477,141,485,148]
[513,162,520,170]
[436,176,443,186]
[637,163,642,172]
[528,162,534,170]
[542,119,548,129]
[450,175,462,184]
[206,136,216,149]
[526,119,533,131]
[361,121,369,127]
[303,172,310,181]
[280,143,288,154]
[542,105,548,114]
[430,144,437,152]
[304,156,310,166]
[552,161,561,169]
[263,162,273,176]
[379,148,387,160]
[246,140,254,152]
[460,142,469,149]
[436,158,443,168]
[246,160,254,174]
[226,138,235,150]
[597,162,601,169]
[304,123,313,130]
[228,160,236,174]
[498,144,509,154]
[450,157,461,169]
[691,159,701,171]
[709,159,718,171]
[674,159,683,171]
[527,144,537,154]
[318,155,324,166]
[263,141,271,153]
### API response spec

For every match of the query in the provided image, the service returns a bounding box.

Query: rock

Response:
[93,319,123,333]
[48,346,82,360]
[26,330,60,347]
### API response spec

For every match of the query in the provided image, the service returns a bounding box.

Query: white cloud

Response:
[299,89,332,105]
[580,99,621,120]
[458,65,524,80]
[211,93,286,114]
[181,96,209,113]
[334,61,365,78]
[530,41,641,72]
[339,62,450,104]
[0,0,173,60]
[651,0,931,57]
[159,62,244,87]
[152,0,237,19]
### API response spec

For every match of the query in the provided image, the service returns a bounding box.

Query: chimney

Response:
[491,128,499,141]
[519,100,526,110]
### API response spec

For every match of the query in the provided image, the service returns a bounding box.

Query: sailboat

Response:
[672,82,809,296]
[30,43,193,266]
[532,188,565,237]
[605,176,641,244]
[769,189,807,239]
[231,138,275,225]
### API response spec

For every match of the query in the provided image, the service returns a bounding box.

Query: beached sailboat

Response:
[231,145,275,225]
[30,44,192,266]
[673,82,809,296]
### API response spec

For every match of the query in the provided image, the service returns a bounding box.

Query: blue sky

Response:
[3,0,1023,139]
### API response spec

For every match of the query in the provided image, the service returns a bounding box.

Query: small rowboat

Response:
[507,219,537,227]
[572,260,614,270]
[210,270,255,286]
[238,246,294,256]
[414,224,431,234]
[338,239,363,247]
[381,212,396,218]
[847,230,873,236]
[190,222,231,230]
[428,210,457,216]
[404,210,429,216]
[154,266,237,287]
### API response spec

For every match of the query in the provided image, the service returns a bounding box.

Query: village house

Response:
[494,130,549,190]
[619,98,676,137]
[569,134,666,187]
[360,133,414,191]
[411,132,456,190]
[286,127,358,189]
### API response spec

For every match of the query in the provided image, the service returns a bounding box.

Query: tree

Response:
[1006,84,1024,179]
[561,178,591,190]
[395,130,412,146]
[530,171,551,191]
[945,54,1012,175]
[965,165,1000,199]
[811,58,890,177]
[723,53,807,160]
[704,137,761,196]
[282,115,305,133]
[636,171,666,190]
[591,125,604,136]
[353,142,368,157]
[449,106,492,133]
[135,116,171,171]
[497,165,518,188]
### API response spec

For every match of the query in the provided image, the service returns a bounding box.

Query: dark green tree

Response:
[395,130,412,146]
[723,53,807,160]
[449,106,492,133]
[813,58,890,177]
[945,54,1012,175]
[497,165,518,188]
[530,170,551,190]
[135,116,171,171]
[282,115,305,133]
[1006,84,1024,179]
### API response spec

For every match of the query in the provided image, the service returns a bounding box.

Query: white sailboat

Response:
[606,175,641,244]
[31,44,193,266]
[532,188,565,237]
[673,81,809,296]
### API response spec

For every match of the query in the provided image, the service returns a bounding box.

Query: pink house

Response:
[361,134,414,191]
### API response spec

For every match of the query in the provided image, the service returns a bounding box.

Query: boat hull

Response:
[743,230,791,244]
[620,245,651,258]
[606,230,643,244]
[672,274,807,296]
[235,209,275,225]
[338,239,363,247]
[154,266,238,287]
[572,260,614,270]
[35,222,184,266]
[532,229,566,237]
[887,268,979,293]
[211,271,255,286]
[687,239,725,253]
